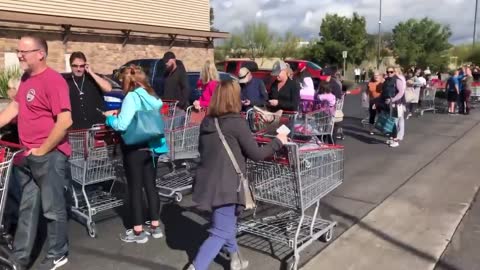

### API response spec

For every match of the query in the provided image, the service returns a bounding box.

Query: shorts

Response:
[447,91,458,102]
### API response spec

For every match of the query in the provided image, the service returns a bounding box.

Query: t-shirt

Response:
[64,73,105,129]
[16,68,72,156]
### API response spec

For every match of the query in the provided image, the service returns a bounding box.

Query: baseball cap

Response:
[271,60,288,76]
[238,67,250,83]
[163,51,176,62]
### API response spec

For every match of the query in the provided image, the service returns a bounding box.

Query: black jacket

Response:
[162,61,190,110]
[192,114,282,211]
[269,78,300,111]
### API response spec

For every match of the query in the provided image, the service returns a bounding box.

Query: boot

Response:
[230,251,249,270]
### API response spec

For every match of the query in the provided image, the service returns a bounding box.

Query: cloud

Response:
[211,0,475,44]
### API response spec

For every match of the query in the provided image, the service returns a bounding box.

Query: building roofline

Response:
[0,10,230,39]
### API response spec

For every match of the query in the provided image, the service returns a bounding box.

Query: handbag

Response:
[375,106,396,134]
[214,118,256,210]
[405,87,416,103]
[122,91,165,145]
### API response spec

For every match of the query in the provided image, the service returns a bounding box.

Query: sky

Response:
[210,0,476,44]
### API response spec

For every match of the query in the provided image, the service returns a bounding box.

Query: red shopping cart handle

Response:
[0,140,24,150]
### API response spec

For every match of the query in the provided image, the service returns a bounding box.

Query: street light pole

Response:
[474,0,478,48]
[377,0,382,70]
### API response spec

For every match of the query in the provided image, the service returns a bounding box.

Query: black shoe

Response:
[36,256,68,270]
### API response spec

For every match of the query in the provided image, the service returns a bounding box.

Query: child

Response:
[316,81,336,115]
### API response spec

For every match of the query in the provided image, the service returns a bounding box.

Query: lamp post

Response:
[377,0,382,70]
[474,0,478,48]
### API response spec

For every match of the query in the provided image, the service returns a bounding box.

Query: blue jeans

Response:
[12,150,70,267]
[193,204,238,270]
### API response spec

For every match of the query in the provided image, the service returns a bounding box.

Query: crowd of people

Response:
[3,33,476,270]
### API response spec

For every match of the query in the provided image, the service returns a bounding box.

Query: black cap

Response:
[163,51,176,62]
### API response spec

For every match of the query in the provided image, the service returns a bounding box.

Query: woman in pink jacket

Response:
[193,60,219,110]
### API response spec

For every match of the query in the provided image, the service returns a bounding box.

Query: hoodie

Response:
[106,87,168,154]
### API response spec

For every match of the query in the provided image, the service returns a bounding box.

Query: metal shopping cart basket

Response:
[419,87,437,115]
[0,142,23,238]
[238,142,344,270]
[292,109,335,143]
[156,106,206,202]
[244,108,298,135]
[68,125,123,238]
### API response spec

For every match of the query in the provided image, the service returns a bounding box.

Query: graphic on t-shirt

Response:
[26,89,36,102]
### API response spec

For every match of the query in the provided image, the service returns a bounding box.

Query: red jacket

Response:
[198,80,219,108]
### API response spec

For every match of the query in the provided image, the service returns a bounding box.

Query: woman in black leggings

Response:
[105,65,168,243]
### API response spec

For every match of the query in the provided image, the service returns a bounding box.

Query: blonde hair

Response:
[207,80,242,117]
[200,60,219,84]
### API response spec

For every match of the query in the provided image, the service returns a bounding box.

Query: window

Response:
[307,62,322,70]
[64,54,72,72]
[4,52,19,68]
[226,61,237,74]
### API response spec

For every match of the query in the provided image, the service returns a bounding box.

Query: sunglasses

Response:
[387,71,395,74]
[71,64,86,68]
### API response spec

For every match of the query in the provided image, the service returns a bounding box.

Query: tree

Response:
[391,18,452,71]
[299,40,325,65]
[275,32,301,60]
[243,22,275,59]
[318,13,368,65]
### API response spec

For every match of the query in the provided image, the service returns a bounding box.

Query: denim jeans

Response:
[193,204,238,270]
[12,150,70,267]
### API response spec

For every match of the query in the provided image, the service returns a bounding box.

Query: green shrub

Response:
[0,66,22,98]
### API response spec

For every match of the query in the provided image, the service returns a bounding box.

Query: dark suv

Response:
[115,58,236,99]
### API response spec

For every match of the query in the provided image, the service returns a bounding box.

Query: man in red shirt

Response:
[0,35,72,270]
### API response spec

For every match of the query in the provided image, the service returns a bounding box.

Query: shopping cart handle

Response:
[0,140,24,150]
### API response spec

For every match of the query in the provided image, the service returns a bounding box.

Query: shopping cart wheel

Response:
[174,192,183,202]
[320,228,333,242]
[87,222,97,238]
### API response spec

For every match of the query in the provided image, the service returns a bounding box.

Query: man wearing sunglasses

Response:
[64,51,112,129]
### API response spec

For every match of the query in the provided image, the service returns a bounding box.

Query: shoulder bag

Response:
[122,91,165,145]
[214,118,256,210]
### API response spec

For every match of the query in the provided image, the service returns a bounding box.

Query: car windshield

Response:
[307,62,322,70]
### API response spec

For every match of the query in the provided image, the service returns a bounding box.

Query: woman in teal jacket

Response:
[105,65,168,243]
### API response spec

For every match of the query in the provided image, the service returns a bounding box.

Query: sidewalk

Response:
[303,116,480,270]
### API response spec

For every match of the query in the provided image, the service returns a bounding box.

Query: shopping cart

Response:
[156,106,206,202]
[68,125,123,238]
[292,109,335,143]
[244,108,298,135]
[419,87,437,115]
[238,142,344,270]
[0,142,23,237]
[161,99,180,130]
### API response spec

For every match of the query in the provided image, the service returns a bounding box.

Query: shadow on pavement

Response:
[73,245,177,270]
[321,202,462,270]
[160,204,229,269]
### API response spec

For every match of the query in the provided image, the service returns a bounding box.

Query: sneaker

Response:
[120,229,149,244]
[144,222,164,239]
[36,255,68,270]
[386,139,394,145]
[230,251,249,270]
[389,141,400,148]
[406,113,412,119]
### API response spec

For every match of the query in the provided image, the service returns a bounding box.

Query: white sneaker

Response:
[389,141,400,148]
[406,113,412,119]
[386,139,394,145]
